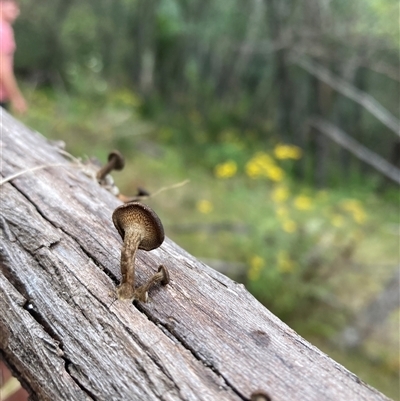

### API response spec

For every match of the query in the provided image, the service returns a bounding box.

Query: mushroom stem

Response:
[134,265,169,302]
[96,159,118,181]
[116,229,142,300]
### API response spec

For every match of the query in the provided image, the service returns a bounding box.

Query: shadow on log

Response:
[0,112,392,400]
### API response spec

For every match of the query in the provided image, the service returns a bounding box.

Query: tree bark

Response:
[0,112,392,401]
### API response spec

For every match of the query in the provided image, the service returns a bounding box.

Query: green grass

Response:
[20,86,400,400]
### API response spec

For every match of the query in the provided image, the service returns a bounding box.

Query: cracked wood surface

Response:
[0,112,392,401]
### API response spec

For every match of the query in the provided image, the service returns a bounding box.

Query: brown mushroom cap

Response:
[250,391,271,401]
[158,265,170,286]
[112,202,164,251]
[108,150,125,170]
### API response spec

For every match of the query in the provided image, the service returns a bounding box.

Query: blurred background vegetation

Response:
[6,0,400,398]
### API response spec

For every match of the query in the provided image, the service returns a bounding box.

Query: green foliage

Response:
[60,4,99,65]
[358,0,399,47]
[13,0,400,190]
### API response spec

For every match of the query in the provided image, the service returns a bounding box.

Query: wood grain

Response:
[0,112,392,401]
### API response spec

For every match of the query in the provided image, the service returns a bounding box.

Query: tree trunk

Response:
[0,112,392,401]
[267,0,293,142]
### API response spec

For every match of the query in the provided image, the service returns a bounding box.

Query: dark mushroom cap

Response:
[158,265,170,286]
[136,187,150,197]
[108,150,125,170]
[112,202,164,251]
[251,391,271,401]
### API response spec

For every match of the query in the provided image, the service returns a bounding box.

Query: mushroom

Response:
[112,202,165,300]
[134,265,170,302]
[251,390,272,401]
[117,187,151,203]
[96,150,125,182]
[136,187,150,198]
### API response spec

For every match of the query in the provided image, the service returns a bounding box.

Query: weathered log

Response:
[0,111,392,401]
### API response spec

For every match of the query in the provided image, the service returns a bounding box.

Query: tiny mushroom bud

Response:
[136,187,150,198]
[117,187,151,203]
[134,265,170,302]
[97,150,125,182]
[251,390,272,401]
[112,202,165,300]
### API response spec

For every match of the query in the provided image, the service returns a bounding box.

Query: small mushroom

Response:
[251,390,272,401]
[136,187,150,198]
[117,187,151,203]
[134,265,170,302]
[112,202,165,300]
[97,150,125,182]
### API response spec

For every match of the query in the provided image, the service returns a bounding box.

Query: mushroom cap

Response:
[108,150,125,170]
[158,265,170,286]
[251,391,271,401]
[112,202,164,251]
[136,187,150,197]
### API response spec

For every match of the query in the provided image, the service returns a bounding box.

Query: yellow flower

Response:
[272,186,290,203]
[274,144,302,160]
[245,152,273,178]
[352,209,367,224]
[331,214,344,227]
[340,199,367,224]
[294,195,313,210]
[282,219,297,233]
[248,255,264,281]
[196,200,213,214]
[111,89,141,107]
[245,161,261,179]
[277,251,295,273]
[266,165,284,182]
[276,206,288,217]
[258,153,275,165]
[214,160,237,178]
[341,199,358,209]
[245,152,285,181]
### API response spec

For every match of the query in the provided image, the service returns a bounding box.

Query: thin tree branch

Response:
[290,53,400,136]
[308,116,400,185]
[362,61,400,83]
[0,164,71,186]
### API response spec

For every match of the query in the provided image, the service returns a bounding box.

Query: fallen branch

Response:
[290,53,400,136]
[0,110,392,401]
[308,116,400,185]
